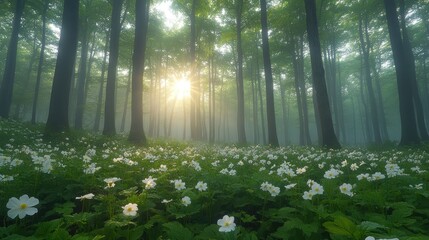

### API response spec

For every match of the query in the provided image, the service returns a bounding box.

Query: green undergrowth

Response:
[1,119,429,240]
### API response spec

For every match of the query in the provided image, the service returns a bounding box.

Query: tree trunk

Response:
[0,0,25,118]
[128,0,149,145]
[103,0,123,135]
[259,0,279,147]
[399,0,429,141]
[31,0,49,124]
[93,30,109,132]
[235,0,247,144]
[45,0,79,133]
[74,27,89,130]
[304,0,340,148]
[383,0,420,145]
[358,16,382,144]
[120,61,132,133]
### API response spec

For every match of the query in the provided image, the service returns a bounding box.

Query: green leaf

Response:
[358,221,387,231]
[323,215,360,238]
[54,201,76,216]
[163,222,194,240]
[195,224,225,240]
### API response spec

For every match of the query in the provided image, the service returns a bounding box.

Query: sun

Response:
[172,78,191,100]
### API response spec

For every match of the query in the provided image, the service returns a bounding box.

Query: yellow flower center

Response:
[127,207,133,212]
[224,222,230,227]
[20,203,27,209]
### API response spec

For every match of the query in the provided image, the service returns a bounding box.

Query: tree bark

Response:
[358,16,382,144]
[259,0,279,147]
[31,0,49,124]
[304,0,340,148]
[0,0,25,118]
[93,30,109,132]
[74,26,89,130]
[383,0,420,145]
[45,0,79,133]
[235,0,247,144]
[399,0,429,141]
[103,0,123,135]
[128,0,149,145]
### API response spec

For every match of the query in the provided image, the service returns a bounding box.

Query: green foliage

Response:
[1,120,429,239]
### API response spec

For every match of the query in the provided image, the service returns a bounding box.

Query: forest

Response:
[0,0,427,148]
[1,0,429,239]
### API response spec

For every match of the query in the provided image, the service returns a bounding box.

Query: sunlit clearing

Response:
[172,78,191,100]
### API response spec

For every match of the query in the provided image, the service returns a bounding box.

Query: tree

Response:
[235,0,247,144]
[358,12,382,144]
[0,0,25,118]
[31,0,49,124]
[259,0,279,147]
[103,0,123,135]
[383,0,420,145]
[304,0,340,148]
[45,0,79,133]
[398,0,429,141]
[128,0,149,145]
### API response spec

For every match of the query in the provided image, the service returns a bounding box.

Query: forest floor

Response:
[0,119,428,240]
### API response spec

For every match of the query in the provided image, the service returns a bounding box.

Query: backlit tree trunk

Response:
[45,0,79,133]
[0,0,25,118]
[128,0,149,145]
[304,0,340,148]
[260,0,279,147]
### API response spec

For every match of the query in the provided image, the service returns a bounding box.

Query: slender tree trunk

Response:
[14,34,37,120]
[0,0,25,118]
[128,0,149,145]
[260,0,279,147]
[103,0,124,135]
[383,0,420,145]
[74,27,89,130]
[121,62,132,133]
[291,42,305,145]
[256,48,267,145]
[235,0,247,144]
[45,0,79,133]
[279,80,288,145]
[250,59,259,144]
[32,0,48,124]
[298,36,312,145]
[93,30,109,132]
[358,16,382,144]
[190,0,198,140]
[304,0,340,148]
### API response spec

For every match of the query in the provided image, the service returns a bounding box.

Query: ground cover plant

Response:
[1,119,429,240]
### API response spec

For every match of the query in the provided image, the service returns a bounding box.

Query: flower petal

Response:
[25,207,38,216]
[27,197,39,207]
[7,209,19,219]
[6,197,20,209]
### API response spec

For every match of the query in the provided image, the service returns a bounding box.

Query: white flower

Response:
[365,237,376,240]
[161,199,173,204]
[7,194,39,219]
[310,183,324,195]
[195,181,208,191]
[122,203,138,216]
[324,168,340,179]
[142,176,157,189]
[285,183,297,189]
[104,177,121,188]
[76,193,95,200]
[370,172,385,181]
[217,215,236,232]
[181,196,191,206]
[339,183,354,197]
[172,179,186,190]
[350,163,359,171]
[302,191,313,200]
